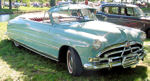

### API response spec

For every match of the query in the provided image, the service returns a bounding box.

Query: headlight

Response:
[93,39,101,50]
[140,32,146,41]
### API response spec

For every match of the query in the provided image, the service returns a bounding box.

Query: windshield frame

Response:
[133,7,145,17]
[80,8,98,21]
[51,8,97,24]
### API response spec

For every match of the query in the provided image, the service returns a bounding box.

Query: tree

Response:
[26,0,30,7]
[9,0,12,9]
[22,0,30,7]
[108,0,113,2]
[0,0,1,9]
[50,0,55,7]
[133,0,136,4]
[72,0,76,4]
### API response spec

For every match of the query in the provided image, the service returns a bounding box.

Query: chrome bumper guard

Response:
[84,52,146,70]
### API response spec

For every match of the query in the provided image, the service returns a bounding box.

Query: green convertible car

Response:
[7,4,146,76]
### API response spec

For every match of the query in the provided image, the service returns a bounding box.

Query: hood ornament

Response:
[117,27,125,31]
[125,42,130,47]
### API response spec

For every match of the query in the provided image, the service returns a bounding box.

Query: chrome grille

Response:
[99,42,143,58]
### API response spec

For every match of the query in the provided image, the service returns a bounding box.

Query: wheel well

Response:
[146,28,150,33]
[145,28,150,38]
[58,45,81,63]
[58,45,69,63]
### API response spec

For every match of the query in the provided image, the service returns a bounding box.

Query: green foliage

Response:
[107,0,113,2]
[72,0,76,4]
[0,7,49,14]
[39,0,44,3]
[50,0,55,7]
[22,0,26,3]
[89,0,97,2]
[26,0,30,7]
[16,0,20,2]
[0,0,1,9]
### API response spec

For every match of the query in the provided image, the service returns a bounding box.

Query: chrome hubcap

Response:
[67,50,73,74]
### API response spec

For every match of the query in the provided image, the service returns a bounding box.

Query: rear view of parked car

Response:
[96,3,150,38]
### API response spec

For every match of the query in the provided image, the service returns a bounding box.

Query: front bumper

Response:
[84,52,146,70]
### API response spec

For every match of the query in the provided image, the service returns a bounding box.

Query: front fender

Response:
[53,29,100,64]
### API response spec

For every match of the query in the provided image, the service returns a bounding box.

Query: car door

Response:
[119,7,143,29]
[30,12,59,59]
[33,22,59,59]
[20,12,59,59]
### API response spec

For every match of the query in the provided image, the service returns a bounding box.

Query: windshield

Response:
[81,9,97,21]
[134,7,145,17]
[52,9,97,24]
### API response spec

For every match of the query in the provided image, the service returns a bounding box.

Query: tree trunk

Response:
[72,0,76,4]
[0,0,1,9]
[9,0,12,9]
[50,0,55,7]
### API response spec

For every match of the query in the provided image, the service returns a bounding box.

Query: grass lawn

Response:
[0,7,49,14]
[0,22,150,81]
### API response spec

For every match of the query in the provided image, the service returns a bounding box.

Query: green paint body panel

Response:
[7,4,144,66]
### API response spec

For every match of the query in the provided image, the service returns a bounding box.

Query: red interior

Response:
[29,17,49,22]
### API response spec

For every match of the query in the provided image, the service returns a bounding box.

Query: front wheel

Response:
[67,47,83,76]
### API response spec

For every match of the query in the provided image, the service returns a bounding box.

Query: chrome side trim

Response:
[11,39,59,62]
[7,32,59,50]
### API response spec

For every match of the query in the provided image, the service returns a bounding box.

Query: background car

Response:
[96,3,150,38]
[32,2,42,7]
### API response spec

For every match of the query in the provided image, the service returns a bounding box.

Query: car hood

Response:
[141,16,150,20]
[62,20,142,49]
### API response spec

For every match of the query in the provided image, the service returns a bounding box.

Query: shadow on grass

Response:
[82,66,148,81]
[144,38,150,53]
[0,39,148,81]
[145,38,150,42]
[0,9,18,14]
[144,46,150,54]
